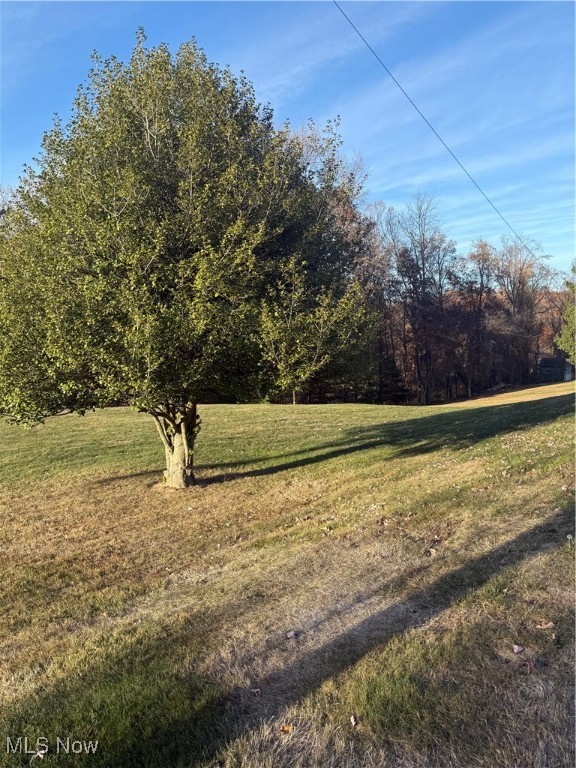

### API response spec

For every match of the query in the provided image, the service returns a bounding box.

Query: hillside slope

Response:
[0,382,574,767]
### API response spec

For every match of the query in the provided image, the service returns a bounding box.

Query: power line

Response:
[332,0,538,257]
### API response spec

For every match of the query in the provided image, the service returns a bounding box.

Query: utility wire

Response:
[332,0,537,257]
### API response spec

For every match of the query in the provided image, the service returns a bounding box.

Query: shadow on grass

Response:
[196,509,570,751]
[3,508,570,767]
[91,394,573,488]
[201,393,574,485]
[1,619,223,768]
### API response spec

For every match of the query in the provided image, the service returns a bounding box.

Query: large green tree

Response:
[0,32,367,487]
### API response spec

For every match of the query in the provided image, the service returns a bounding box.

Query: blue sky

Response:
[1,1,574,272]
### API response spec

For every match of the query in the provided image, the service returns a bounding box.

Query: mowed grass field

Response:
[0,382,574,768]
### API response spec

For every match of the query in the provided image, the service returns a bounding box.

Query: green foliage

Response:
[259,257,368,399]
[0,32,368,428]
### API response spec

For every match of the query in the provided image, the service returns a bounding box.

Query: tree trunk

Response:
[164,430,194,489]
[150,403,200,489]
[377,329,385,405]
[292,389,297,405]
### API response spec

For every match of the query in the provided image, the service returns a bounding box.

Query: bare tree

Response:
[386,193,457,403]
[490,236,552,383]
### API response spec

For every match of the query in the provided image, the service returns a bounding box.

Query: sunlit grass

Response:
[0,382,573,767]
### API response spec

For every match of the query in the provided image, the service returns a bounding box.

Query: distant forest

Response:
[288,193,571,406]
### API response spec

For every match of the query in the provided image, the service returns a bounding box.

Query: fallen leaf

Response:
[513,644,524,654]
[535,622,555,630]
[280,724,293,734]
[350,714,357,728]
[522,658,535,673]
[286,630,298,639]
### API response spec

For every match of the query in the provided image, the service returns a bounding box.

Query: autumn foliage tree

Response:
[354,194,565,403]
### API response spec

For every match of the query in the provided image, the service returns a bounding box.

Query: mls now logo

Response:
[6,736,99,758]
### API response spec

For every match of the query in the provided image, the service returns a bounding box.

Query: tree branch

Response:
[181,417,190,464]
[150,412,172,454]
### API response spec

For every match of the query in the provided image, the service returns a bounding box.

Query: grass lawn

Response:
[0,382,574,767]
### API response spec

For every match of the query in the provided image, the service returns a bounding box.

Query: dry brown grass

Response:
[438,380,574,407]
[0,382,573,766]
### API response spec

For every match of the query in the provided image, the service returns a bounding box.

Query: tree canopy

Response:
[0,32,368,487]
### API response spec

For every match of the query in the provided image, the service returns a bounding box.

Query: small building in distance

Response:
[538,357,575,383]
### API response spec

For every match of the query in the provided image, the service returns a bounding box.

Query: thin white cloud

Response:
[314,2,574,267]
[234,2,436,107]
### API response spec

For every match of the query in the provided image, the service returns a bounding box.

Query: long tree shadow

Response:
[92,394,573,487]
[188,509,570,761]
[4,508,570,767]
[202,393,574,485]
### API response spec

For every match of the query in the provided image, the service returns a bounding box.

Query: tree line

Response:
[0,32,572,487]
[305,194,572,406]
